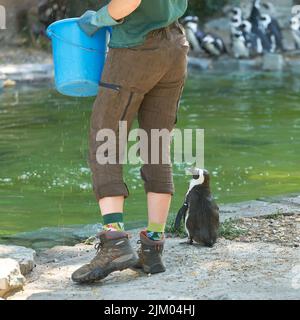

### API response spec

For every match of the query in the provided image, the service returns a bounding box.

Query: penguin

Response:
[261,2,277,17]
[182,16,226,57]
[248,0,273,52]
[290,14,300,49]
[181,16,202,52]
[38,0,67,27]
[231,31,250,59]
[249,0,262,30]
[230,16,243,34]
[200,34,227,57]
[240,20,263,55]
[230,7,243,20]
[259,13,283,52]
[174,169,220,247]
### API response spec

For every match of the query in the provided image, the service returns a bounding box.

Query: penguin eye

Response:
[193,175,200,180]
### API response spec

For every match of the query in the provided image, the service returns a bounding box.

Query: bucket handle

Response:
[47,27,111,54]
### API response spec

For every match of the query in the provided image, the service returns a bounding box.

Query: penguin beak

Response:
[186,167,198,176]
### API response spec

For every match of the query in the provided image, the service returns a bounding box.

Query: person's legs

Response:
[139,76,187,241]
[72,35,169,283]
[135,23,188,273]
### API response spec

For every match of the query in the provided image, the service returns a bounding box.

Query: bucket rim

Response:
[47,17,79,38]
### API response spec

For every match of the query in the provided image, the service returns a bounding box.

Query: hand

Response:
[77,10,99,37]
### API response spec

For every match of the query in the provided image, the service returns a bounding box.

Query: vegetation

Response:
[166,216,248,241]
[187,0,231,21]
[218,219,248,240]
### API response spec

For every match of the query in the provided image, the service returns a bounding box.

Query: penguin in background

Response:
[181,16,202,53]
[230,15,243,34]
[174,169,220,247]
[181,16,226,57]
[248,0,273,52]
[229,14,251,58]
[290,14,300,49]
[249,0,262,30]
[231,30,250,58]
[230,7,244,20]
[259,13,283,52]
[240,20,263,55]
[200,34,227,57]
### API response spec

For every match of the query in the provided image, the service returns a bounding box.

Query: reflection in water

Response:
[0,71,299,242]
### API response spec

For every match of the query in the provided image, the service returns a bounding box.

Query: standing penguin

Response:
[182,16,226,57]
[240,20,263,55]
[174,169,220,247]
[248,0,272,52]
[290,14,300,49]
[231,31,250,58]
[259,13,283,52]
[230,15,243,34]
[181,16,202,53]
[249,0,262,30]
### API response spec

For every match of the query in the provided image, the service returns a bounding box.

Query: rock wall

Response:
[239,0,294,27]
[0,0,38,44]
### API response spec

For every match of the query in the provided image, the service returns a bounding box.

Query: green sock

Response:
[103,213,124,232]
[146,222,165,241]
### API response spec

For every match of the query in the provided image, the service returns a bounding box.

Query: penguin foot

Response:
[179,240,193,246]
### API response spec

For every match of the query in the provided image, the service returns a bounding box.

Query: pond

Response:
[0,71,299,247]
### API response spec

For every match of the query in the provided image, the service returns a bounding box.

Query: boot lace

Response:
[94,240,104,253]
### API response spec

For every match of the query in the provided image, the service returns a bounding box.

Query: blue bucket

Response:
[47,18,111,97]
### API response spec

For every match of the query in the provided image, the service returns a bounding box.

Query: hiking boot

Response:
[134,231,166,274]
[71,231,138,284]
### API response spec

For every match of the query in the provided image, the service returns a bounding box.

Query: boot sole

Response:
[72,255,139,284]
[143,263,166,275]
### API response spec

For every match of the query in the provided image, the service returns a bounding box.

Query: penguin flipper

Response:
[174,202,189,231]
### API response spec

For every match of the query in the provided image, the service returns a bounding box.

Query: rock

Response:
[0,63,53,82]
[213,57,240,72]
[188,56,212,70]
[0,245,36,275]
[262,53,285,71]
[0,258,25,298]
[238,58,262,71]
[3,79,16,87]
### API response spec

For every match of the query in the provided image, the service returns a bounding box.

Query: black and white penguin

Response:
[248,0,273,52]
[181,16,202,52]
[290,14,300,49]
[231,30,250,59]
[259,13,283,52]
[249,0,262,30]
[230,15,243,34]
[200,34,227,57]
[240,20,263,55]
[174,169,220,247]
[182,16,226,57]
[38,0,67,27]
[230,7,243,20]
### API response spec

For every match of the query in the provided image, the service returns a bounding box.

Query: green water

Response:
[0,71,299,237]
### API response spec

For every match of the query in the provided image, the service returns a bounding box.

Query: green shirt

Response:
[109,0,188,48]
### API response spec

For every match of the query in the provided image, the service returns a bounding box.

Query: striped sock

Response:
[103,213,124,232]
[146,222,165,241]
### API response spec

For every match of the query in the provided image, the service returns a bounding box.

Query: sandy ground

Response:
[8,232,300,300]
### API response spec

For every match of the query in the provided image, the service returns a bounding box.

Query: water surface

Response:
[0,71,299,240]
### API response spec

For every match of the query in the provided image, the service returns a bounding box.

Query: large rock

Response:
[0,245,36,275]
[263,53,286,71]
[0,258,25,298]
